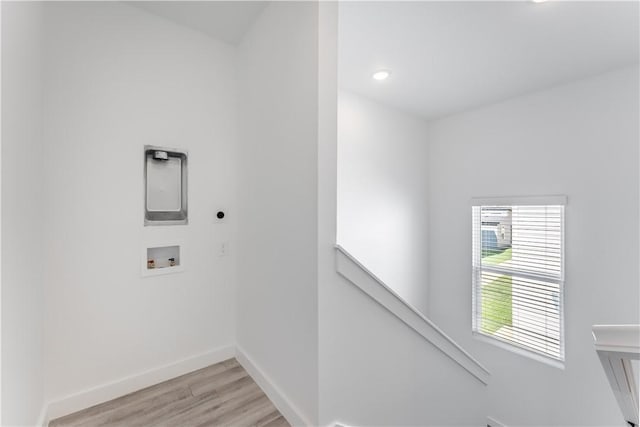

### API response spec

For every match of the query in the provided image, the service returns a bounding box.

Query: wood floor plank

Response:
[189,364,249,396]
[157,379,266,426]
[95,387,193,427]
[132,377,259,426]
[144,377,262,426]
[263,416,291,427]
[50,359,239,427]
[48,358,290,427]
[208,394,276,427]
[254,409,284,427]
[49,386,192,427]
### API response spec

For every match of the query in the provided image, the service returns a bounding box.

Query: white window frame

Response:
[471,195,567,368]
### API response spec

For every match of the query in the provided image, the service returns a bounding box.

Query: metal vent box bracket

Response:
[144,146,187,225]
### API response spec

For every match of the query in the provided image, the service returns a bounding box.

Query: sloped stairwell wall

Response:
[318,5,489,425]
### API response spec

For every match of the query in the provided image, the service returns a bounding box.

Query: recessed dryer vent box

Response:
[144,145,187,226]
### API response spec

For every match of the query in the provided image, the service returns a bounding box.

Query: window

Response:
[472,196,566,364]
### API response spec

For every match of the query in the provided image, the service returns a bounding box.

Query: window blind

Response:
[472,204,565,362]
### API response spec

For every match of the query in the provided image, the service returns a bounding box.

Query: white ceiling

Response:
[129,1,267,45]
[339,1,640,120]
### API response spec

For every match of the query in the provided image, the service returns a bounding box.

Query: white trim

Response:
[473,332,565,370]
[41,345,312,426]
[470,195,567,206]
[44,344,235,422]
[235,345,312,427]
[592,324,640,426]
[592,324,640,353]
[36,404,48,427]
[487,416,507,427]
[479,264,563,285]
[335,245,491,385]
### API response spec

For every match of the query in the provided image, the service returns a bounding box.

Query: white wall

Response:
[236,3,319,424]
[1,2,45,425]
[337,91,430,314]
[428,66,639,426]
[41,1,237,404]
[319,274,490,426]
[320,9,488,427]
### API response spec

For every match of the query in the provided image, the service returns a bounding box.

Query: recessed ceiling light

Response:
[531,0,548,3]
[372,70,391,81]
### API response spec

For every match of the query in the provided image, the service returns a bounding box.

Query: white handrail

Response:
[335,244,490,385]
[592,324,640,426]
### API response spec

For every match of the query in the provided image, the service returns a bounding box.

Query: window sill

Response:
[473,331,565,370]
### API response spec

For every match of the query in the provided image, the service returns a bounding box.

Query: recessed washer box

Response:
[143,244,184,277]
[144,145,187,226]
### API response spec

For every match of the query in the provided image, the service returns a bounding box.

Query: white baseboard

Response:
[43,344,235,424]
[235,345,311,427]
[38,344,309,426]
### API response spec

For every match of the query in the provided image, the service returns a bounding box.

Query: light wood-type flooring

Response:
[49,358,290,427]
